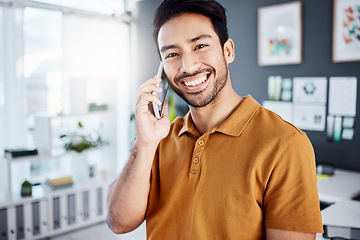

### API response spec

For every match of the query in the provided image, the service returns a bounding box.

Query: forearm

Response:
[266,228,316,240]
[107,140,157,234]
[106,74,170,233]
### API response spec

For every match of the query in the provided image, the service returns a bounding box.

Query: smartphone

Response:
[152,62,169,119]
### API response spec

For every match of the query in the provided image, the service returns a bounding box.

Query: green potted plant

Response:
[59,121,109,153]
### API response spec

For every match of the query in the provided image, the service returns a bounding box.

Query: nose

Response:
[179,53,200,74]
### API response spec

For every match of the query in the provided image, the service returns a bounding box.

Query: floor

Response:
[52,222,146,240]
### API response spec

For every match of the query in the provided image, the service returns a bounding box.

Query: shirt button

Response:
[193,157,199,164]
[198,140,205,146]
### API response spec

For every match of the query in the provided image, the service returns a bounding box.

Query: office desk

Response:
[317,169,360,204]
[316,169,360,240]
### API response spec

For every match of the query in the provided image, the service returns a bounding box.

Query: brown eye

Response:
[195,44,207,50]
[165,52,179,59]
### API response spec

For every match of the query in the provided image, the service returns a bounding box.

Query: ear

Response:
[223,38,235,64]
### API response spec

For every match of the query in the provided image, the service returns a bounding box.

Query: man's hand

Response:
[135,76,171,147]
[107,76,171,234]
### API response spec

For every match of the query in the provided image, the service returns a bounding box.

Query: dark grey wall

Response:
[133,0,360,171]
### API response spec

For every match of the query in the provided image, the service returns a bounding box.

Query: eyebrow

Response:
[160,34,212,53]
[189,34,212,43]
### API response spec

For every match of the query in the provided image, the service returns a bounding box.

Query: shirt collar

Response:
[178,95,260,137]
[178,111,199,137]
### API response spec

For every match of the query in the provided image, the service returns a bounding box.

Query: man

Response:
[107,0,323,239]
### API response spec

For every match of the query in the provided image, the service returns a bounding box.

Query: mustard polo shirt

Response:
[146,95,323,239]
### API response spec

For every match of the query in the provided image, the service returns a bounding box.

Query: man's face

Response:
[157,13,231,108]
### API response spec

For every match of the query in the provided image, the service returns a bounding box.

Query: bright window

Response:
[24,7,63,119]
[1,1,131,182]
[32,0,124,15]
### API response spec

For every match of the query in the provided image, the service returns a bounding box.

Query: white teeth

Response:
[184,75,207,87]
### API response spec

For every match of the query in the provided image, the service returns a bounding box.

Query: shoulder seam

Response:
[275,131,305,166]
[260,106,302,134]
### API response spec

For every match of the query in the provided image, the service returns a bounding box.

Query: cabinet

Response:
[0,111,117,239]
[0,186,108,240]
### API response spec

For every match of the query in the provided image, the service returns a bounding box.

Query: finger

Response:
[136,86,162,106]
[136,93,162,113]
[140,77,162,89]
[136,78,162,104]
[143,83,163,95]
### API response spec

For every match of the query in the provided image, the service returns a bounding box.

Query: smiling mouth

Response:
[182,74,210,87]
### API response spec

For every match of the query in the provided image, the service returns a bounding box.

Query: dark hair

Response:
[153,0,228,49]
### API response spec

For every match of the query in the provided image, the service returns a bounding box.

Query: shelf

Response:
[0,108,118,239]
[0,178,113,207]
[35,110,115,119]
[3,145,115,163]
[2,144,116,206]
[0,183,110,240]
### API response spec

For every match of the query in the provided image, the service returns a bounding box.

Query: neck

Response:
[189,81,243,135]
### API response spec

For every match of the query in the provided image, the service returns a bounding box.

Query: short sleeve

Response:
[263,132,323,233]
[149,148,160,184]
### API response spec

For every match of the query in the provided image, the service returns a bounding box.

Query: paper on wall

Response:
[293,104,326,131]
[292,77,327,103]
[328,77,357,116]
[262,101,293,123]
